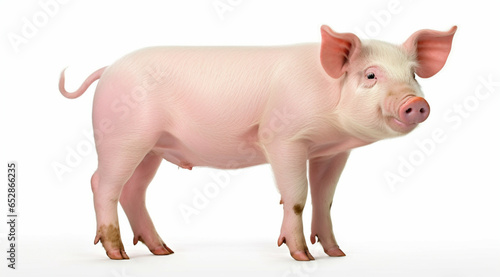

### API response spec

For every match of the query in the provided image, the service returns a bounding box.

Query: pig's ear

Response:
[320,25,361,79]
[403,26,457,78]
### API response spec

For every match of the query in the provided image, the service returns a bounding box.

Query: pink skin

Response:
[59,25,456,261]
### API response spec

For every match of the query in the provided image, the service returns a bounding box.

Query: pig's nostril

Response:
[405,107,425,114]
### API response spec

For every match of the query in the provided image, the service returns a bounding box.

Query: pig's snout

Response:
[398,97,430,125]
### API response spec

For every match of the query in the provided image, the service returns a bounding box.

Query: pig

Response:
[59,25,457,261]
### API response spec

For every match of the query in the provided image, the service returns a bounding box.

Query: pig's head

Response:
[320,25,457,141]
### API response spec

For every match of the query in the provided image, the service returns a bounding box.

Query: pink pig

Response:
[59,25,457,261]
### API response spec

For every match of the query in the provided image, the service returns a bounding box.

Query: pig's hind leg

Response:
[91,139,155,260]
[119,152,174,255]
[309,152,349,257]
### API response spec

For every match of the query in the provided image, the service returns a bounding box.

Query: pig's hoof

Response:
[150,243,174,255]
[278,235,315,261]
[325,246,346,257]
[106,249,130,260]
[95,224,129,260]
[310,234,346,257]
[291,250,315,261]
[134,235,174,256]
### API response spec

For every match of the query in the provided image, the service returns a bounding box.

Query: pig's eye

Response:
[366,72,376,80]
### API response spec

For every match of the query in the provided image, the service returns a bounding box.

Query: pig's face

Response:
[338,41,427,140]
[320,25,456,141]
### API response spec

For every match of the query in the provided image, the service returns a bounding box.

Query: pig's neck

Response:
[306,118,378,158]
[307,135,373,158]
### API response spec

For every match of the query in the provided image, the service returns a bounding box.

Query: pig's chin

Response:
[386,117,418,134]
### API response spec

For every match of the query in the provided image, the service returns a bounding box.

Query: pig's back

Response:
[110,46,290,126]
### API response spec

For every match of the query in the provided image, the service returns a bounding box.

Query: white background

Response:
[1,0,499,276]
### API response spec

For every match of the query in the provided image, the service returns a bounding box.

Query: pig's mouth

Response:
[387,116,418,134]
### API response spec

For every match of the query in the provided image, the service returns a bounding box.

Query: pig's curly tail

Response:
[59,66,107,99]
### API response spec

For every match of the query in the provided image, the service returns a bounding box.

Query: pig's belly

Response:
[151,130,267,170]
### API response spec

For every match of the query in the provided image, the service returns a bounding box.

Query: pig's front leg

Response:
[309,152,349,257]
[266,142,314,261]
